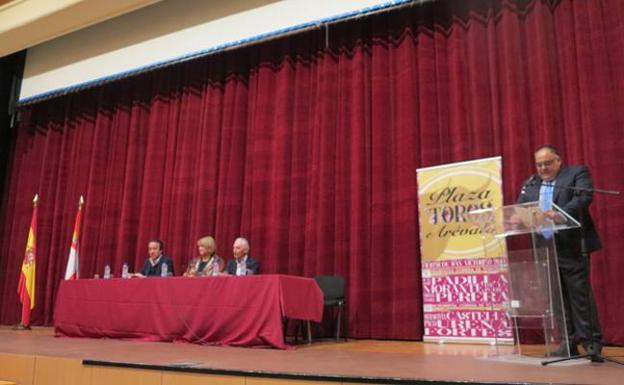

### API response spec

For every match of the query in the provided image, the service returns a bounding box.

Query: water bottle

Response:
[104,264,111,279]
[122,263,129,278]
[212,259,220,276]
[161,262,168,277]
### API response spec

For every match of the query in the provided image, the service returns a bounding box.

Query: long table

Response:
[53,274,323,349]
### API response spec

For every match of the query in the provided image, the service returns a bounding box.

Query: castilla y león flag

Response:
[17,194,38,327]
[64,196,84,280]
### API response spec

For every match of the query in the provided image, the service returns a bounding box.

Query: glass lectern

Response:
[467,201,580,359]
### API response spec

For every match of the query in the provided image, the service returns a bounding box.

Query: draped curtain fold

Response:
[1,0,623,343]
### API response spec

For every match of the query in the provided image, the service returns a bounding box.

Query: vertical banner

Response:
[417,157,512,343]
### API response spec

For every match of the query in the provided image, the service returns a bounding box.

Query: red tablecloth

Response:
[53,274,323,349]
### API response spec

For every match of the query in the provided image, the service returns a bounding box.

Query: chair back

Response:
[314,275,345,302]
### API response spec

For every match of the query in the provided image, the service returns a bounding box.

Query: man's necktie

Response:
[539,181,554,238]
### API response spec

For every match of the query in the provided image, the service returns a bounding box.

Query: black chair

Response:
[310,275,347,342]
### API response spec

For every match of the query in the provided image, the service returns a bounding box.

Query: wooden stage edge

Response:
[1,327,623,385]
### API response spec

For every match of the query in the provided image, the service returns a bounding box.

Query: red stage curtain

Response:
[1,0,624,343]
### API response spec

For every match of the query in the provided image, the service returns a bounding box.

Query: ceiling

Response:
[0,0,162,58]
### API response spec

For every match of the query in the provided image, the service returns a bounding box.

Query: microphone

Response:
[520,174,539,195]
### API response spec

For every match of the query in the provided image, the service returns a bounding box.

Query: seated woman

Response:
[183,236,223,277]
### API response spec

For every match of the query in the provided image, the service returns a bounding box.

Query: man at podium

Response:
[517,144,602,359]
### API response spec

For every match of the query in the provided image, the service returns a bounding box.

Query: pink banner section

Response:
[422,258,513,341]
[424,309,513,339]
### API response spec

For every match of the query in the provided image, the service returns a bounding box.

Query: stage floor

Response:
[0,326,622,384]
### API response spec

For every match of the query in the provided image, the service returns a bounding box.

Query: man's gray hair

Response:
[234,237,250,253]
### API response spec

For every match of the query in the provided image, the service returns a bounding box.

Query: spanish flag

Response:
[17,194,37,328]
[64,196,83,280]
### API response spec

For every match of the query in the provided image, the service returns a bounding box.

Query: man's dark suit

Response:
[140,255,175,276]
[226,256,260,276]
[518,165,602,354]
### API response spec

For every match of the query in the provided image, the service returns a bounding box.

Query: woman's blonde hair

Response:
[197,236,216,254]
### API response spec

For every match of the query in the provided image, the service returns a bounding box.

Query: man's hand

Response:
[544,210,565,224]
[508,214,522,227]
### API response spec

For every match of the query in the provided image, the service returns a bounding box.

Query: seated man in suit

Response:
[225,237,260,276]
[135,239,175,277]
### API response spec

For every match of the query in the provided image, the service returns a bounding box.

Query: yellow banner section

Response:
[417,157,504,262]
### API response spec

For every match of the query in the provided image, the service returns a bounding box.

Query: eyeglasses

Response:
[535,158,559,168]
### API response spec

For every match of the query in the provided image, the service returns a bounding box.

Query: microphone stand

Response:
[541,183,622,366]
